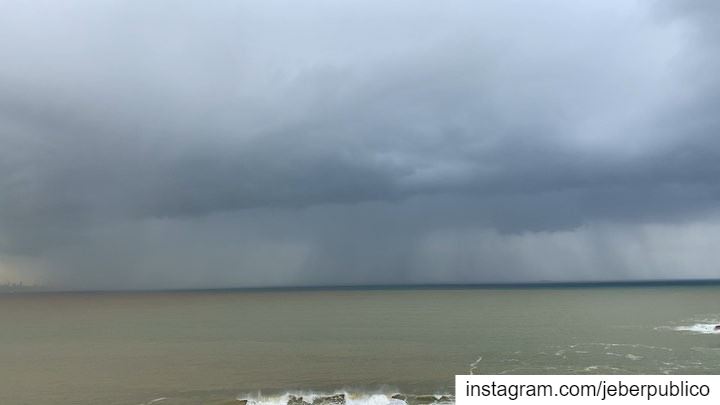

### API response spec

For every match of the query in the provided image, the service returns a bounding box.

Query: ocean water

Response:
[0,286,718,404]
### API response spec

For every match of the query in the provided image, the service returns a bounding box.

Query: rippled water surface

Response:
[0,286,718,404]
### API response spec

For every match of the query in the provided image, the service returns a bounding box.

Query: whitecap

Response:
[673,323,720,334]
[237,392,453,405]
[469,356,482,375]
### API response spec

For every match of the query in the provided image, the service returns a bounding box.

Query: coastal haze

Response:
[1,286,719,404]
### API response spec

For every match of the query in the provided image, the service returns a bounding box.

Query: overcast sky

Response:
[1,0,719,290]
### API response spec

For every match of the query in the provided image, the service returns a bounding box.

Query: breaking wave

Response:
[673,324,720,334]
[142,392,454,405]
[242,393,449,405]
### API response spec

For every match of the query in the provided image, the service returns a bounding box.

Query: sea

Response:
[1,285,718,404]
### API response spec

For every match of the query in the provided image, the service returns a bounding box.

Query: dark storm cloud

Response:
[1,0,720,288]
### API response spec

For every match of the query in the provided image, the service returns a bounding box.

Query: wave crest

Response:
[673,323,720,334]
[233,393,454,405]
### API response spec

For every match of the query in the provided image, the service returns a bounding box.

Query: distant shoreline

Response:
[3,278,720,295]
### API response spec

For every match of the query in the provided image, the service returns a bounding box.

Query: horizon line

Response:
[3,278,720,295]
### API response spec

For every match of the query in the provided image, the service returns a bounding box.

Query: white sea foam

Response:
[236,392,452,405]
[469,356,482,374]
[347,394,410,405]
[568,343,673,352]
[139,398,167,405]
[673,323,720,334]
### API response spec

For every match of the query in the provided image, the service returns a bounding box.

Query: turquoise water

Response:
[0,286,718,404]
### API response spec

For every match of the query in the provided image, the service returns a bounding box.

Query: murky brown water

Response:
[1,287,718,404]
